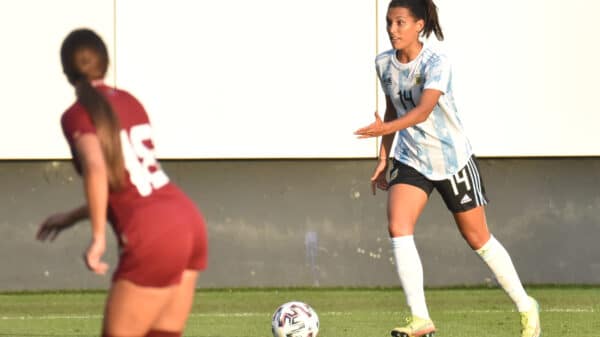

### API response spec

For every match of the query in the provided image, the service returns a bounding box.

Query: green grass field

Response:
[1,287,598,337]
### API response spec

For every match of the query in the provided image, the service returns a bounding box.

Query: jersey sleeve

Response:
[375,53,392,96]
[423,55,451,94]
[375,62,388,96]
[61,104,97,145]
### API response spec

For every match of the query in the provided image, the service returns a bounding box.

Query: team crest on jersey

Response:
[414,74,423,85]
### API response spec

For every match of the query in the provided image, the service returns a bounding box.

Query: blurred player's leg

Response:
[148,269,199,334]
[144,330,180,337]
[103,279,177,337]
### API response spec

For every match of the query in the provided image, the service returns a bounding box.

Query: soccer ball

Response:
[271,301,319,337]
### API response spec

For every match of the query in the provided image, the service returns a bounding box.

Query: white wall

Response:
[1,0,597,159]
[413,0,600,157]
[0,0,115,159]
[115,0,376,159]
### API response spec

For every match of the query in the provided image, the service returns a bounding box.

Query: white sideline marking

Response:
[1,308,594,321]
[444,308,596,314]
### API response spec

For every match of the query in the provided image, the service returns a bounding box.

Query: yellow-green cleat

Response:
[391,315,436,337]
[520,296,541,337]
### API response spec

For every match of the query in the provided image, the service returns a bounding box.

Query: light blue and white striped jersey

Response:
[376,45,473,180]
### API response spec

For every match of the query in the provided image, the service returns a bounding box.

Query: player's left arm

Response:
[354,89,442,138]
[74,134,110,275]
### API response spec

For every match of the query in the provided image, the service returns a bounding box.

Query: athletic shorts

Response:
[388,155,489,213]
[113,197,208,288]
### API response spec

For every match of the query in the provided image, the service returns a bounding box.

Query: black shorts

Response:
[388,155,489,213]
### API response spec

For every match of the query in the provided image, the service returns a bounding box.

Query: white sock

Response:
[391,235,430,319]
[476,235,532,312]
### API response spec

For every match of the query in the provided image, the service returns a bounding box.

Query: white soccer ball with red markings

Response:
[271,301,319,337]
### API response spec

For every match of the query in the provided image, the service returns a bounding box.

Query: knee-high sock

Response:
[476,235,532,312]
[391,235,430,319]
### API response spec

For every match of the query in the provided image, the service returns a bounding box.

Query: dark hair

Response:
[388,0,444,41]
[60,29,125,190]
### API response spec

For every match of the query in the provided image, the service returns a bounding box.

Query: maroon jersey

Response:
[61,84,207,285]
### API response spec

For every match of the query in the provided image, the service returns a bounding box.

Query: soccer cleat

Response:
[391,315,436,337]
[520,296,541,337]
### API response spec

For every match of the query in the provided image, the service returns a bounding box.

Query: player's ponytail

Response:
[61,29,125,190]
[388,0,444,41]
[422,0,443,40]
[75,80,125,190]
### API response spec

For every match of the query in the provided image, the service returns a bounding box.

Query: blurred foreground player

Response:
[37,28,207,337]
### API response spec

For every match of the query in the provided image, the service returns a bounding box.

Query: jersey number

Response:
[120,124,169,197]
[399,90,416,110]
[450,168,471,196]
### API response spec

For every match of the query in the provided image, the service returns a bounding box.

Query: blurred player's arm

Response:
[73,133,110,274]
[74,134,108,243]
[36,205,89,241]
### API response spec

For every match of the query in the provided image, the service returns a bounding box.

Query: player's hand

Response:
[370,159,389,195]
[354,112,387,138]
[84,237,109,275]
[36,212,76,242]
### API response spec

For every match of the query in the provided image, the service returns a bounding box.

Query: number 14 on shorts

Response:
[450,168,471,196]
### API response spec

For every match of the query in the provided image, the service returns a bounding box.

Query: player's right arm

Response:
[36,205,89,241]
[370,95,396,194]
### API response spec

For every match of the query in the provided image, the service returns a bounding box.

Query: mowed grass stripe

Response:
[1,306,595,320]
[1,287,599,337]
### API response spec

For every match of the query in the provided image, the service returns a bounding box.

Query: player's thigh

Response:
[103,279,177,337]
[151,270,199,332]
[387,160,433,236]
[387,183,429,236]
[453,206,491,250]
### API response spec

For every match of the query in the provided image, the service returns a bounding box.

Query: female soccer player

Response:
[36,28,207,337]
[355,1,540,337]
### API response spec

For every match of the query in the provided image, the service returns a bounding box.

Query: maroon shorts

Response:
[112,196,208,287]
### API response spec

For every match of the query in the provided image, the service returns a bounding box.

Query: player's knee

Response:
[461,230,490,250]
